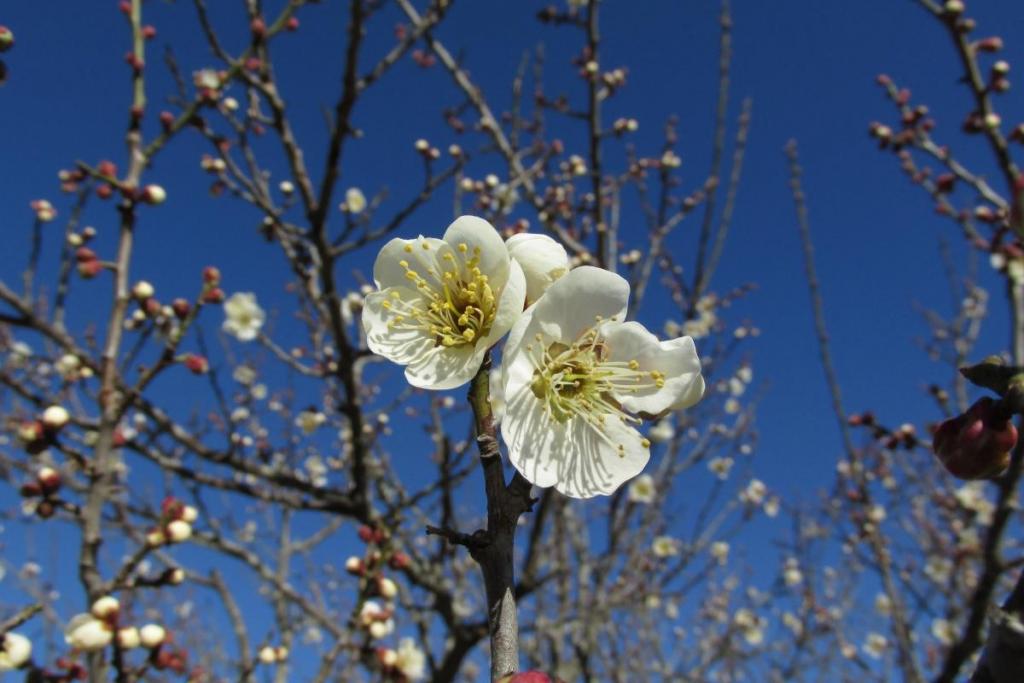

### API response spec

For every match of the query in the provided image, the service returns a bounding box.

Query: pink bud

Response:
[933,396,1016,479]
[0,26,13,52]
[183,354,209,375]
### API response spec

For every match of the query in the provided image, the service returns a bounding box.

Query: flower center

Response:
[380,241,497,348]
[526,323,666,454]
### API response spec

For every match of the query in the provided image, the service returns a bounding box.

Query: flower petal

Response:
[404,343,484,390]
[362,287,434,365]
[532,266,629,342]
[480,258,526,349]
[502,381,650,498]
[443,216,510,288]
[373,237,447,289]
[601,322,705,416]
[506,232,570,304]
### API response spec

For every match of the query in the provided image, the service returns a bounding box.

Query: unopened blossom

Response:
[505,232,569,305]
[92,596,120,619]
[500,267,703,497]
[933,396,1016,480]
[117,627,141,649]
[222,292,266,342]
[362,216,526,390]
[710,541,729,564]
[31,199,57,222]
[66,614,113,652]
[166,519,192,543]
[343,187,367,214]
[257,646,278,664]
[359,601,395,640]
[733,609,764,646]
[783,558,803,586]
[627,473,656,503]
[394,638,426,680]
[0,632,31,670]
[139,624,166,648]
[42,405,70,430]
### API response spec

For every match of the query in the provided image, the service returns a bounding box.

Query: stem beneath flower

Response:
[466,355,535,681]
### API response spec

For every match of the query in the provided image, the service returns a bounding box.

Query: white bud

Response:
[91,596,120,620]
[258,645,278,664]
[139,624,166,648]
[42,405,70,429]
[0,632,32,670]
[166,520,192,543]
[132,281,155,300]
[117,627,141,650]
[505,233,570,305]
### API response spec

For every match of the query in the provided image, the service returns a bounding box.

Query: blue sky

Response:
[1,0,1024,673]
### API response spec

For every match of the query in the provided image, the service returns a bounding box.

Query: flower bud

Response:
[0,632,32,670]
[202,266,221,285]
[91,596,120,620]
[171,298,190,319]
[38,466,61,494]
[0,26,14,53]
[388,552,410,570]
[378,577,398,599]
[183,354,209,375]
[258,646,277,664]
[139,624,166,649]
[132,281,155,300]
[506,233,570,305]
[166,568,186,585]
[140,185,166,205]
[933,396,1016,479]
[286,17,300,31]
[117,627,141,649]
[166,520,192,543]
[181,505,199,523]
[344,556,364,575]
[42,405,70,430]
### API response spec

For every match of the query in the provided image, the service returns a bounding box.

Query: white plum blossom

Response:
[359,601,395,640]
[863,632,888,659]
[344,187,367,214]
[740,479,767,506]
[139,624,166,648]
[505,232,570,305]
[0,632,31,670]
[652,535,681,558]
[932,618,955,645]
[222,292,266,342]
[627,473,656,503]
[500,267,704,497]
[647,417,675,444]
[394,638,427,680]
[362,216,526,390]
[65,613,113,652]
[710,541,730,564]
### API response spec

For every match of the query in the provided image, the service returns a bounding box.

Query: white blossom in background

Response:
[359,601,395,640]
[651,535,681,558]
[222,292,266,342]
[740,479,767,506]
[707,456,734,480]
[782,558,803,586]
[295,408,327,435]
[874,593,892,617]
[627,473,656,503]
[733,608,765,646]
[501,267,704,497]
[65,614,113,652]
[648,417,675,444]
[343,187,367,214]
[0,632,31,670]
[505,232,570,305]
[863,632,888,659]
[932,618,955,645]
[710,541,730,564]
[394,638,427,680]
[362,216,526,390]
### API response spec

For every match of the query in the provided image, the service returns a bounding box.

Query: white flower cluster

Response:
[65,596,168,653]
[362,216,706,497]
